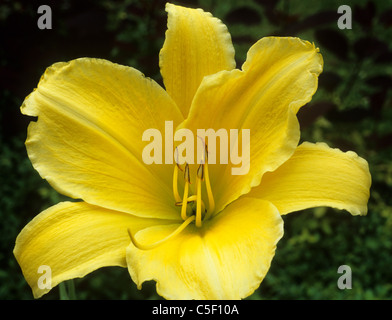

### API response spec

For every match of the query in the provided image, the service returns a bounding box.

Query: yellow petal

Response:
[160,3,236,117]
[126,198,283,299]
[22,58,183,219]
[13,201,172,298]
[247,142,371,215]
[181,37,323,214]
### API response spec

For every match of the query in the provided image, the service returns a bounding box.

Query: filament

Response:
[172,164,181,203]
[187,195,206,212]
[180,163,190,220]
[128,216,195,251]
[195,169,202,227]
[181,181,189,220]
[203,160,215,220]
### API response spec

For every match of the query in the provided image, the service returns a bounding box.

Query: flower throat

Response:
[128,145,215,250]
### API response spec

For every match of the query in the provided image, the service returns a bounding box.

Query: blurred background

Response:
[1,0,392,299]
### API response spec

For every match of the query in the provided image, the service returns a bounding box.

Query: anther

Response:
[174,147,183,171]
[184,162,190,183]
[197,163,205,180]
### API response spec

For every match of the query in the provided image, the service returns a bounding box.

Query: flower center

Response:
[173,144,215,227]
[128,144,215,250]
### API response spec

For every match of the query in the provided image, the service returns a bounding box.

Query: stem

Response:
[67,280,77,300]
[59,280,77,300]
[59,282,69,300]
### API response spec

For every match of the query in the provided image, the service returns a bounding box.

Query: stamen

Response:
[197,143,215,220]
[172,141,215,227]
[186,195,197,202]
[128,216,195,251]
[187,196,205,210]
[184,162,190,183]
[195,165,203,227]
[204,159,215,218]
[172,164,181,203]
[180,163,190,220]
[174,147,183,171]
[197,163,205,180]
[177,196,206,212]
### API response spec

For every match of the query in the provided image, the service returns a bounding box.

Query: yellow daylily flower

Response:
[14,3,371,300]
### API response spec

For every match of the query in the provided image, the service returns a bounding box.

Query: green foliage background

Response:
[1,0,392,299]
